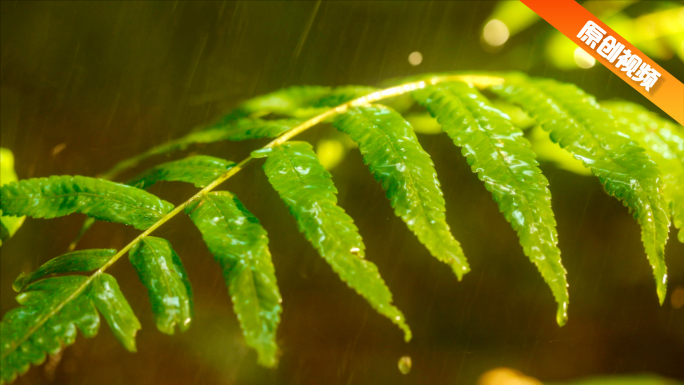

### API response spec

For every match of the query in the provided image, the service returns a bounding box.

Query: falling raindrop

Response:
[398,356,412,375]
[408,51,423,66]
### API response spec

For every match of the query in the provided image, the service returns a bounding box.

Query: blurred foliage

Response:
[484,1,683,69]
[0,148,25,246]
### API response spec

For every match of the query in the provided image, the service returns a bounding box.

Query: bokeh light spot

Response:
[483,19,510,47]
[672,286,684,309]
[408,51,423,66]
[573,47,596,69]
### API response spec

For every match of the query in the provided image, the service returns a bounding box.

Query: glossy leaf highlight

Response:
[0,176,174,230]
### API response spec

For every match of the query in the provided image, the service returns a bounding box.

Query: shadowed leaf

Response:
[0,276,100,384]
[12,249,115,292]
[128,155,235,189]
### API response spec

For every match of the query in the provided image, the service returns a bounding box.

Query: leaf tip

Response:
[12,273,26,292]
[556,301,568,327]
[256,352,279,368]
[451,263,470,281]
[402,326,413,343]
[657,277,667,306]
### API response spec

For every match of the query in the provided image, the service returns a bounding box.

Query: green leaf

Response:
[308,86,378,108]
[262,142,411,341]
[298,85,379,117]
[128,155,235,189]
[413,82,568,325]
[233,85,332,118]
[601,100,684,243]
[527,126,593,176]
[129,237,193,335]
[1,148,25,246]
[13,249,116,292]
[0,149,19,187]
[185,191,281,367]
[203,118,304,140]
[217,85,377,121]
[490,75,670,303]
[333,106,470,279]
[0,276,100,384]
[0,176,174,230]
[89,273,141,352]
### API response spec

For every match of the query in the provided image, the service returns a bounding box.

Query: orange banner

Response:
[521,0,684,125]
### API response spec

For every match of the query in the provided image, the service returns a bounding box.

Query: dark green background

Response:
[1,1,683,384]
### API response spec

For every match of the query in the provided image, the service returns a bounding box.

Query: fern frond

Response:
[261,141,411,341]
[602,101,684,243]
[412,82,568,324]
[185,191,281,367]
[128,155,235,189]
[0,176,174,230]
[332,106,469,279]
[129,237,193,335]
[0,273,140,384]
[12,249,116,292]
[490,75,670,303]
[0,148,24,246]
